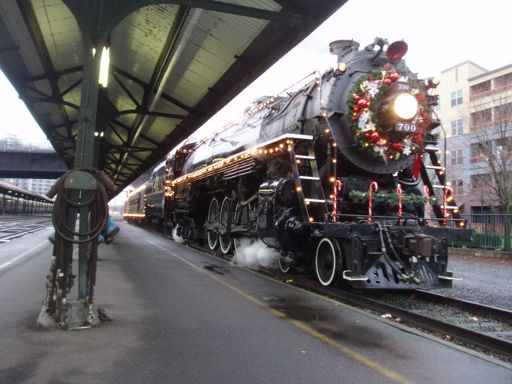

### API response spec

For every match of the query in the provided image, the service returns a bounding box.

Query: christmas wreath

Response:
[347,64,430,162]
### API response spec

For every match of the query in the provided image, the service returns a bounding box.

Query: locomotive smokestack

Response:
[329,39,359,62]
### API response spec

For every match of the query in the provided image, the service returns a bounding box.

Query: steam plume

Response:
[232,238,279,268]
[172,227,185,243]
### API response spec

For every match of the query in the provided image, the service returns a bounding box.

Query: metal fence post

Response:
[504,212,511,251]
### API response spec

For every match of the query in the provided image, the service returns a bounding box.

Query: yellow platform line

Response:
[147,240,412,384]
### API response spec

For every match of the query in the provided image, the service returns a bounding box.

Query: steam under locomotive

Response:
[124,37,471,289]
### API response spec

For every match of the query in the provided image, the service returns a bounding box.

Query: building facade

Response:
[435,62,512,212]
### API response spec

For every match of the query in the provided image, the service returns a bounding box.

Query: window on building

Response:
[471,174,492,191]
[470,80,491,99]
[494,103,512,125]
[450,89,463,106]
[450,179,464,195]
[450,149,464,165]
[470,108,492,131]
[494,73,512,90]
[470,141,492,163]
[495,137,512,157]
[450,119,464,136]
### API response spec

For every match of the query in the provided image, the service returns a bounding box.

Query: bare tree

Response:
[467,92,512,211]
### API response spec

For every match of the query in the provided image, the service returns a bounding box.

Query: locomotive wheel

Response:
[233,237,243,257]
[278,257,291,273]
[314,238,343,286]
[219,196,233,254]
[207,197,220,250]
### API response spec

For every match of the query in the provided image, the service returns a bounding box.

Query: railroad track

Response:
[0,217,51,242]
[260,272,512,359]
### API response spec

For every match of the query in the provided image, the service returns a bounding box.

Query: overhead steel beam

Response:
[112,66,194,113]
[67,0,301,29]
[141,0,300,21]
[114,5,196,180]
[15,0,76,162]
[27,65,82,83]
[271,0,307,16]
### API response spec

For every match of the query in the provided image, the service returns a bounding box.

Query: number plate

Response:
[395,122,417,132]
[396,82,410,91]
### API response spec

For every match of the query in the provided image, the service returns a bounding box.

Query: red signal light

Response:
[386,40,408,61]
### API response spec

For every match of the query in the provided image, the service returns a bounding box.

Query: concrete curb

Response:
[449,247,512,260]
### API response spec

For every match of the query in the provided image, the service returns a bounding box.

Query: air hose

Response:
[49,169,111,244]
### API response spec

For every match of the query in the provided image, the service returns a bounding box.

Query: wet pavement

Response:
[0,221,510,383]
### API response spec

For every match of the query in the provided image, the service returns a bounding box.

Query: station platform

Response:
[0,221,510,384]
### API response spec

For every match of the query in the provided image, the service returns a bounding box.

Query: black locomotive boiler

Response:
[125,38,471,289]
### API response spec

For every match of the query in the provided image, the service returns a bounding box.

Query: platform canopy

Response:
[0,0,347,192]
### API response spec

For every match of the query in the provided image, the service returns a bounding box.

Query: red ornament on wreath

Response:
[370,132,381,143]
[392,143,404,151]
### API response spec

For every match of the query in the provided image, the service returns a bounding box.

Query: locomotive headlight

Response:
[393,93,418,120]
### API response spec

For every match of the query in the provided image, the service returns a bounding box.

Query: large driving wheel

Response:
[207,197,220,250]
[314,238,342,286]
[219,196,233,254]
[278,257,291,274]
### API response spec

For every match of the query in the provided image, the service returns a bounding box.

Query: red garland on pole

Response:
[396,184,403,225]
[423,185,431,226]
[332,179,343,222]
[443,187,453,226]
[368,181,378,224]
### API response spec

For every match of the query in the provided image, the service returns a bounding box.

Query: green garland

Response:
[348,190,436,206]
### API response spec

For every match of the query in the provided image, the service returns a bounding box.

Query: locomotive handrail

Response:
[170,133,314,187]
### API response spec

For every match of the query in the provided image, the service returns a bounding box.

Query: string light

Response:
[170,135,302,187]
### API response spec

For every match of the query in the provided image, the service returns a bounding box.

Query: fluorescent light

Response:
[99,46,110,87]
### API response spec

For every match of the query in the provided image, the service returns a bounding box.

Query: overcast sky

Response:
[0,0,509,146]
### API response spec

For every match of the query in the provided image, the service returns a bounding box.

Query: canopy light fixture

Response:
[99,46,110,88]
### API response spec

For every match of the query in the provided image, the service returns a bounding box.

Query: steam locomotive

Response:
[124,38,471,289]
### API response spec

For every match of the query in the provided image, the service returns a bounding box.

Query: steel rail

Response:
[278,276,512,357]
[411,289,512,324]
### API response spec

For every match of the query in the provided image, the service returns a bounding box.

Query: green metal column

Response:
[76,37,102,300]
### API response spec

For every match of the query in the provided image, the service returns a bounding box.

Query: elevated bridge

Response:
[0,150,67,179]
